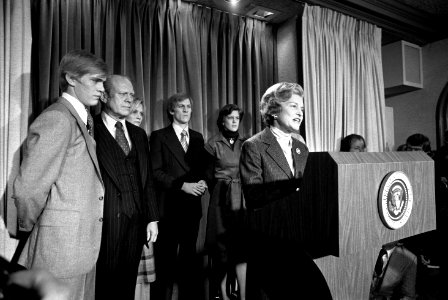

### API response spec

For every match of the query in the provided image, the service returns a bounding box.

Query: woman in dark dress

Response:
[205,104,247,300]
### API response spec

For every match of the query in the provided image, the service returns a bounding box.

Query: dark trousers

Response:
[96,214,145,300]
[151,217,203,300]
[246,233,333,300]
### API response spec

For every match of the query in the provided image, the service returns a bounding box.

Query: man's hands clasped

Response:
[181,180,207,196]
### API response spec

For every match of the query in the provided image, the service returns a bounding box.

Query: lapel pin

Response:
[295,148,301,155]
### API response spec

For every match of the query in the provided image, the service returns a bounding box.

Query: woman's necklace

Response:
[229,138,235,145]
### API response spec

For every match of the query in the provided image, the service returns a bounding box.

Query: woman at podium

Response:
[240,82,332,300]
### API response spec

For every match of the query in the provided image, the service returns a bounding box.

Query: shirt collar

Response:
[101,111,127,131]
[62,92,88,125]
[270,126,292,145]
[270,126,294,175]
[172,123,189,137]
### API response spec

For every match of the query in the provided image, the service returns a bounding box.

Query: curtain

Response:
[31,0,275,139]
[27,0,275,252]
[0,0,31,244]
[302,5,387,152]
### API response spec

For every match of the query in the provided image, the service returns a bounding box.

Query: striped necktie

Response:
[115,122,130,155]
[86,108,94,137]
[181,129,188,152]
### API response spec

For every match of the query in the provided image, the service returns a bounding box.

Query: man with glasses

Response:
[93,75,159,299]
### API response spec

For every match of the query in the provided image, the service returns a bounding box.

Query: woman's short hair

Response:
[59,49,108,92]
[166,93,192,123]
[340,134,366,152]
[260,82,304,126]
[217,104,244,132]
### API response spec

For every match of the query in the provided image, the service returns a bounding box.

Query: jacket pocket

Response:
[39,209,79,227]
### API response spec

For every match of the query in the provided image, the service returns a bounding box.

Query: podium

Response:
[298,151,436,300]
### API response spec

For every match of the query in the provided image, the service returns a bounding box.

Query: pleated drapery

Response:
[0,0,31,248]
[302,5,387,152]
[30,0,276,139]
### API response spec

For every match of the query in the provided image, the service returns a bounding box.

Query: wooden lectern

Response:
[297,151,436,300]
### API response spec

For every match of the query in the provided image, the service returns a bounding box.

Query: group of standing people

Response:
[13,50,160,300]
[11,49,333,300]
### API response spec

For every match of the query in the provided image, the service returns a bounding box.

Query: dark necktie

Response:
[181,129,188,152]
[86,108,94,137]
[115,122,130,155]
[371,248,388,292]
[291,146,296,176]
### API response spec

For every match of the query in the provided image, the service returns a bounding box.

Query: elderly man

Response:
[94,75,159,300]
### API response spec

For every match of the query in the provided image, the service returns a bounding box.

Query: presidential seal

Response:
[378,171,413,229]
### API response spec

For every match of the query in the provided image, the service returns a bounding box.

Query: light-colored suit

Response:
[13,97,104,280]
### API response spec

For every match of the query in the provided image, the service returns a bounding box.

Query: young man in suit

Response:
[240,82,332,300]
[93,75,159,300]
[149,93,207,300]
[13,50,108,300]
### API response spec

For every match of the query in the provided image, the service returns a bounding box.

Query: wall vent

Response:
[246,6,278,21]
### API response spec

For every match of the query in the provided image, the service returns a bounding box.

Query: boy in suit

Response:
[149,93,207,300]
[13,49,108,300]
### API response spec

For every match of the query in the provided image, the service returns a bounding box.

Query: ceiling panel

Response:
[183,0,448,45]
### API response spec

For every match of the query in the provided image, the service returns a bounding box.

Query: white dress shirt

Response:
[62,92,88,126]
[101,111,132,149]
[172,123,189,145]
[271,126,294,175]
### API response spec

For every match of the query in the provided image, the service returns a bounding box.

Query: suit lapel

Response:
[292,138,303,179]
[217,133,231,149]
[58,97,103,183]
[93,115,121,188]
[164,126,189,172]
[218,133,244,150]
[262,128,293,179]
[127,122,147,187]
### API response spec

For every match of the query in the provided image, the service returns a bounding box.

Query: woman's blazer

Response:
[239,127,309,241]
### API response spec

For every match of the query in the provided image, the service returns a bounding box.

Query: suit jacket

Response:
[13,97,104,278]
[149,125,206,220]
[370,245,417,299]
[93,114,159,224]
[239,127,309,241]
